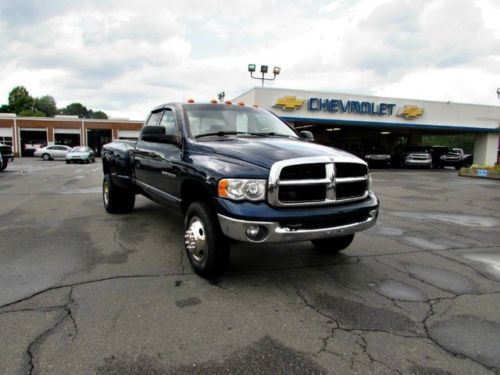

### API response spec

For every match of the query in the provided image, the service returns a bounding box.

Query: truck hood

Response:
[192,137,362,169]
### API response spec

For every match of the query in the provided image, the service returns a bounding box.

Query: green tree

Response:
[18,109,45,117]
[61,102,89,118]
[8,86,34,114]
[0,104,11,113]
[90,110,108,119]
[34,95,57,117]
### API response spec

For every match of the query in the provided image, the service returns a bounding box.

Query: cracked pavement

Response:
[0,159,499,374]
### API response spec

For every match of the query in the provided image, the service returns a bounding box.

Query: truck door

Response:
[134,108,181,203]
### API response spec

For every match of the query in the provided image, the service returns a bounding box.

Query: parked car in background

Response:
[34,145,72,160]
[66,146,96,164]
[439,148,472,169]
[362,144,391,168]
[0,143,14,171]
[392,146,432,168]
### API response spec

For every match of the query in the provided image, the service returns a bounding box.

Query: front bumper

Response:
[404,159,431,166]
[216,193,379,243]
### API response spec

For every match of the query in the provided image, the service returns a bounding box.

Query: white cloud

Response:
[0,0,498,120]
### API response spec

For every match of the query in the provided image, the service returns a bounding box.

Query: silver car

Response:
[34,145,72,160]
[66,146,96,164]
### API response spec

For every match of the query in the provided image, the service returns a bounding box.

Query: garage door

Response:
[54,128,81,147]
[118,130,140,140]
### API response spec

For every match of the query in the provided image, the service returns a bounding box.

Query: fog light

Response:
[245,225,269,242]
[369,209,378,218]
[246,225,260,238]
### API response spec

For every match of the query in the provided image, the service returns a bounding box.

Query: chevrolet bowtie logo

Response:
[397,105,424,119]
[273,96,305,110]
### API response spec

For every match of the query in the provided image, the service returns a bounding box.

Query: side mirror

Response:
[141,126,179,145]
[300,130,314,142]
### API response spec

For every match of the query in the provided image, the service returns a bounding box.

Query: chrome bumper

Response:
[404,159,431,165]
[217,209,378,243]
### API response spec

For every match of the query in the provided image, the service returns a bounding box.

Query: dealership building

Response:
[236,87,500,165]
[1,87,499,164]
[0,115,142,156]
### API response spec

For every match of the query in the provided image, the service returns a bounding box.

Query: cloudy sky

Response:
[0,0,499,120]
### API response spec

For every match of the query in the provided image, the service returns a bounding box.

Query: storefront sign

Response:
[308,98,396,116]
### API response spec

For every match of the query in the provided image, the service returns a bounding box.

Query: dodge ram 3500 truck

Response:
[102,102,379,277]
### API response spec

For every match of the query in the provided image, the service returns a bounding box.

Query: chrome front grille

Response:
[267,157,368,207]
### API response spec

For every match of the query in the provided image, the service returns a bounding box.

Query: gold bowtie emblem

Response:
[273,96,305,110]
[397,105,424,119]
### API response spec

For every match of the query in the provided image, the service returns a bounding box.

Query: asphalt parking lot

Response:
[0,159,499,374]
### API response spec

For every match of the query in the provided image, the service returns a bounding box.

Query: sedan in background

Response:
[66,146,96,164]
[34,145,72,160]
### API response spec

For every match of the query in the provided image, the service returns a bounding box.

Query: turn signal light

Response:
[218,179,229,197]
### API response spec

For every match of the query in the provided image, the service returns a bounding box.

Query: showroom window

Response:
[0,136,13,146]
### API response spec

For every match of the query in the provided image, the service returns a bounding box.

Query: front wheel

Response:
[184,201,230,277]
[311,234,354,253]
[42,153,51,161]
[102,174,135,214]
[0,158,6,171]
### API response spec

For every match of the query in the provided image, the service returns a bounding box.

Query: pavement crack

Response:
[354,332,402,374]
[67,287,78,343]
[0,272,190,311]
[418,296,499,372]
[26,309,68,375]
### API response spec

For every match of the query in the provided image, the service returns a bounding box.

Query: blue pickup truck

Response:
[102,102,379,277]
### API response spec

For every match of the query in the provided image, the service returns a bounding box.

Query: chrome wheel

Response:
[185,217,207,263]
[103,179,110,207]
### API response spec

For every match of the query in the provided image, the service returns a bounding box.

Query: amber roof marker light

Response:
[248,64,281,88]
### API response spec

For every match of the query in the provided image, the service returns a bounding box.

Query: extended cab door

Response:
[134,108,182,203]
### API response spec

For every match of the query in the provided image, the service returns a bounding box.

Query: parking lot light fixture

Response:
[248,64,281,87]
[497,88,500,99]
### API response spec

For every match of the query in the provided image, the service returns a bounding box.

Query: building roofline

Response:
[0,115,143,123]
[245,86,500,110]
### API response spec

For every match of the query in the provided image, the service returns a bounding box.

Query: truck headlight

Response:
[218,179,267,201]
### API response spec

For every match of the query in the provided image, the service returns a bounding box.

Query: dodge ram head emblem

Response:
[397,105,424,119]
[273,96,305,111]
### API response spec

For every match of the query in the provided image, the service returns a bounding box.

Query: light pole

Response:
[497,88,500,99]
[248,64,281,87]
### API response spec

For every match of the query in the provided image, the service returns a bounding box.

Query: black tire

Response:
[184,201,230,277]
[102,174,135,214]
[311,234,354,253]
[66,160,70,164]
[42,153,51,161]
[0,158,5,171]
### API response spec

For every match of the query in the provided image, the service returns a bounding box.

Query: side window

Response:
[159,109,177,136]
[146,111,162,126]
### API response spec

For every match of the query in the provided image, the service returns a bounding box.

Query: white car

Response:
[34,145,72,160]
[66,146,96,164]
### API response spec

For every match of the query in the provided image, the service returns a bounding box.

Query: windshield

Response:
[184,104,299,139]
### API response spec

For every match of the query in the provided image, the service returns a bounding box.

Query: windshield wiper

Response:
[195,131,297,139]
[245,132,297,138]
[195,131,239,138]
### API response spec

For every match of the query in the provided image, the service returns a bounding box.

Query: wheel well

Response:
[102,159,110,174]
[180,180,212,215]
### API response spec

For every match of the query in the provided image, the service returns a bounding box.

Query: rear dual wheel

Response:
[102,174,135,214]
